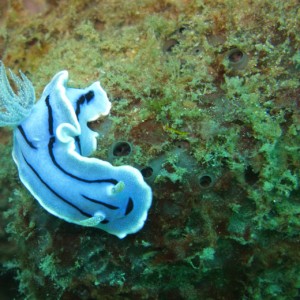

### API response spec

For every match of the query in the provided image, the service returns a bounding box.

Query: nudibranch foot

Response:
[0,61,35,127]
[3,63,152,239]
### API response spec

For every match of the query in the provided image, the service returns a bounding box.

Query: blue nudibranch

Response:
[0,62,152,238]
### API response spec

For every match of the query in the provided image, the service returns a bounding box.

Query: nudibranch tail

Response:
[0,61,35,127]
[7,67,152,239]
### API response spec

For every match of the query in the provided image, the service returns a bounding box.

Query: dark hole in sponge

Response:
[141,166,153,178]
[112,141,132,157]
[226,48,248,70]
[163,39,179,52]
[199,175,213,188]
[244,166,259,185]
[228,49,244,63]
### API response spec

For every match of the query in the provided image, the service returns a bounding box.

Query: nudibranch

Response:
[0,61,152,238]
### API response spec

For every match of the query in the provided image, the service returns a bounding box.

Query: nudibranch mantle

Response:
[0,62,152,239]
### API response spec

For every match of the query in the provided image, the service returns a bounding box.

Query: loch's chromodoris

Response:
[0,61,152,238]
